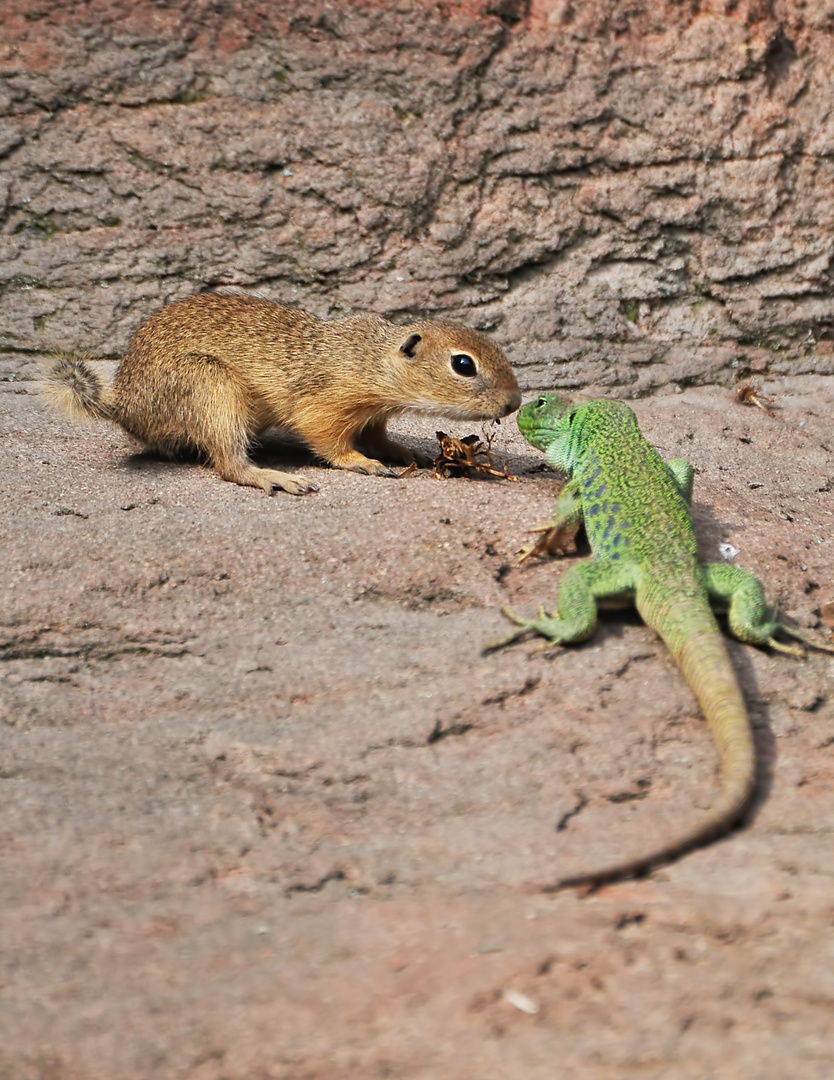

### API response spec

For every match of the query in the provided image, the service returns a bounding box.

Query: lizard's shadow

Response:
[690,500,746,558]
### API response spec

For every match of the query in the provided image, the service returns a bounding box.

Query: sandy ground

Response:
[2,374,834,1079]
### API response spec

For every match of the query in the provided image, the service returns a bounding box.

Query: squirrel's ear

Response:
[399,333,422,359]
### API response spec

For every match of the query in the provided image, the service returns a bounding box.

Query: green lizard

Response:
[488,392,833,889]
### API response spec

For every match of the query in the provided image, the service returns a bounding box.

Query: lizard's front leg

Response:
[518,479,585,563]
[485,559,635,652]
[702,562,834,656]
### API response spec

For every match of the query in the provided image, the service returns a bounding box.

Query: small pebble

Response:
[503,988,540,1015]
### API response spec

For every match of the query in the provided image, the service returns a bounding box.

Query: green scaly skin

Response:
[489,393,834,890]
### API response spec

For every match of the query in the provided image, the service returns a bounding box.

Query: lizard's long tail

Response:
[42,354,115,423]
[551,600,756,891]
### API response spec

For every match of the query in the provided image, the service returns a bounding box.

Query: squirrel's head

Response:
[394,322,521,421]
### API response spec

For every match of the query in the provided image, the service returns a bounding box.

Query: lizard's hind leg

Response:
[485,560,635,652]
[665,459,694,504]
[702,562,834,656]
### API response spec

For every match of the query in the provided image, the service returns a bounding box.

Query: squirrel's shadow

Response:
[123,431,445,474]
[250,432,319,468]
[123,431,322,474]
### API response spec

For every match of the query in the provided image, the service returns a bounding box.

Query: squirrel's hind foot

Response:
[215,459,318,496]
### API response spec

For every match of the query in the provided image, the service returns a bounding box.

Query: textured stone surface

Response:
[3,0,834,394]
[2,373,834,1078]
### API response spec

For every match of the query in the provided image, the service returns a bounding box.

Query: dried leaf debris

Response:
[433,429,517,482]
[734,379,776,416]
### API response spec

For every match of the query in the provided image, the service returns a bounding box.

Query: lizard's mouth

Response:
[516,423,553,452]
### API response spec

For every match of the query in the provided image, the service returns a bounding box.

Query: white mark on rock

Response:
[503,988,540,1015]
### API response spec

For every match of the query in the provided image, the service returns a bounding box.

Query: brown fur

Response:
[44,293,521,495]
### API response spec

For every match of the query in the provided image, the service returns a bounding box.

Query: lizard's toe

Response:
[768,638,806,658]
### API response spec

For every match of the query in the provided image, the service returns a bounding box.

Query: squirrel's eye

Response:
[451,353,477,377]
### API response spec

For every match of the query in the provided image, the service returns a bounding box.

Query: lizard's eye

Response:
[451,353,477,377]
[536,396,548,408]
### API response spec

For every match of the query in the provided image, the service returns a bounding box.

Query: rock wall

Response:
[2,0,834,393]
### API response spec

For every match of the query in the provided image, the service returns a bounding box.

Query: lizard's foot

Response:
[703,562,834,657]
[483,605,568,653]
[771,621,834,657]
[483,605,544,652]
[517,522,580,564]
[766,638,806,658]
[518,478,585,563]
[484,561,620,654]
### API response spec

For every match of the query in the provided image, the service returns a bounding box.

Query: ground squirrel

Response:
[45,293,521,495]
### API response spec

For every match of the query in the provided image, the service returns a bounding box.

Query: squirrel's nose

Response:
[502,389,522,416]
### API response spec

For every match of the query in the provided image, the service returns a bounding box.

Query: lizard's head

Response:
[516,392,575,452]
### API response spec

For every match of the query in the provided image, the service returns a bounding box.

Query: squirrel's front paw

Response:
[331,451,399,477]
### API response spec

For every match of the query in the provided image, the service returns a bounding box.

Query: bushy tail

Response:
[43,354,115,422]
